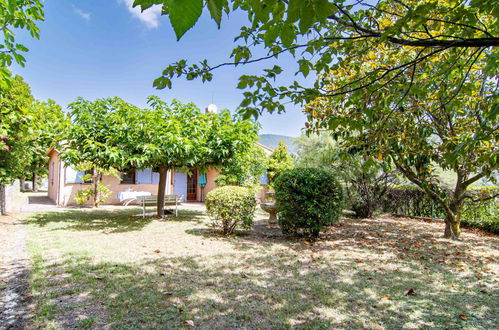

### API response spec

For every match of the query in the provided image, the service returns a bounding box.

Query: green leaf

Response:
[168,0,203,40]
[207,0,224,28]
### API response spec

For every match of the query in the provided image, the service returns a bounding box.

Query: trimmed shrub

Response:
[382,185,498,234]
[274,168,343,239]
[205,186,256,235]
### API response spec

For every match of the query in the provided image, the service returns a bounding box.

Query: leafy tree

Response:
[0,0,44,87]
[296,133,395,218]
[268,141,294,186]
[61,97,140,207]
[126,97,259,217]
[307,44,498,239]
[23,100,68,191]
[215,144,267,188]
[0,74,34,214]
[0,75,34,183]
[133,0,498,118]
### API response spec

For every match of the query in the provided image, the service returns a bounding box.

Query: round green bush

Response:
[274,168,344,239]
[205,186,256,235]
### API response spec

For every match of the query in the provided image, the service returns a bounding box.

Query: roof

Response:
[45,147,60,157]
[254,142,274,154]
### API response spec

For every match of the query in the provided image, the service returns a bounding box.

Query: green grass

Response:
[24,206,499,329]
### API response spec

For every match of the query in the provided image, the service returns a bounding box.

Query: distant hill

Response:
[258,134,298,154]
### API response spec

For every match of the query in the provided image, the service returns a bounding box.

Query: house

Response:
[46,142,273,207]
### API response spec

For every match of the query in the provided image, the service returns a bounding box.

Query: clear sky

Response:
[11,0,309,137]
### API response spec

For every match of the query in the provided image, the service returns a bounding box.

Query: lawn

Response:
[24,205,498,329]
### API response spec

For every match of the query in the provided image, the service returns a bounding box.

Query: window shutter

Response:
[259,172,268,185]
[66,167,84,184]
[151,171,160,184]
[136,169,153,184]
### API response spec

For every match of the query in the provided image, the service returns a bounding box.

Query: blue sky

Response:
[11,0,309,137]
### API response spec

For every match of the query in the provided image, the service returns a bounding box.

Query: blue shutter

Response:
[66,167,84,184]
[151,171,160,184]
[136,169,153,184]
[259,172,268,185]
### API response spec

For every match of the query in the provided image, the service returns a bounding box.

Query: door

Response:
[187,169,198,201]
[173,170,187,201]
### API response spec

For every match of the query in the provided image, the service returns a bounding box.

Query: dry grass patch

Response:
[24,206,498,329]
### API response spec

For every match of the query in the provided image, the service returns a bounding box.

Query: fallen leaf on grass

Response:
[153,250,160,253]
[303,241,312,245]
[404,289,415,295]
[459,314,468,320]
[162,292,174,296]
[183,320,195,326]
[413,242,422,247]
[454,262,466,265]
[379,295,391,300]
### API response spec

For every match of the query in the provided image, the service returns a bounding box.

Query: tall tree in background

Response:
[215,144,267,188]
[0,0,44,86]
[23,100,68,191]
[0,75,34,214]
[267,141,294,186]
[133,0,498,118]
[295,133,395,218]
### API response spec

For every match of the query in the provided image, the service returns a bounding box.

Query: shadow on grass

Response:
[25,208,205,233]
[29,248,498,329]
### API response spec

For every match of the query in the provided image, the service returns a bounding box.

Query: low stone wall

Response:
[0,180,27,215]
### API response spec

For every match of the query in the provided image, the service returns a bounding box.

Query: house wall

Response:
[47,151,61,204]
[48,145,271,206]
[58,170,173,206]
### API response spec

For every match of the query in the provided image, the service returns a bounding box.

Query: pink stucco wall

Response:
[56,169,173,206]
[47,148,270,206]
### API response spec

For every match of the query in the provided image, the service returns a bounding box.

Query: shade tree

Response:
[306,45,498,239]
[132,0,498,118]
[0,0,44,87]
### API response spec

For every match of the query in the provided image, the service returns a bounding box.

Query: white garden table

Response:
[117,191,151,206]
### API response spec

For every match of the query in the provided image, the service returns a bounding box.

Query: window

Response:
[51,161,55,185]
[121,169,135,184]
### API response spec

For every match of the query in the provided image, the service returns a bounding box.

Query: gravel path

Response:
[0,215,32,329]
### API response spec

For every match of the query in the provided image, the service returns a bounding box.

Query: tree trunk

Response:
[32,173,38,192]
[92,168,100,208]
[157,166,168,218]
[443,200,462,240]
[0,185,5,216]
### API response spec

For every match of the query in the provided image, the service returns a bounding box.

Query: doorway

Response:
[186,169,198,201]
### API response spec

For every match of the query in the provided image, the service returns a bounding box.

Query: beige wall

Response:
[57,170,173,206]
[48,147,269,206]
[47,150,61,204]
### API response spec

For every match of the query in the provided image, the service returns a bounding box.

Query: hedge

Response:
[382,185,498,234]
[274,168,343,239]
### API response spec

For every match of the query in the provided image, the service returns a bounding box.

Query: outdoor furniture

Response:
[136,195,183,218]
[117,191,152,206]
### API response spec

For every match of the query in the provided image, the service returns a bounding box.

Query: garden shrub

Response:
[274,168,343,239]
[382,185,498,234]
[205,186,256,235]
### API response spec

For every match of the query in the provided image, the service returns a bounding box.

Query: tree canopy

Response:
[307,42,498,239]
[133,0,498,118]
[61,96,259,216]
[0,0,44,87]
[0,75,34,186]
